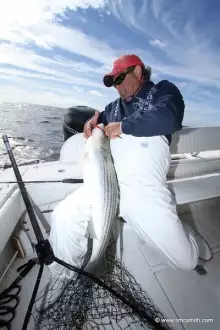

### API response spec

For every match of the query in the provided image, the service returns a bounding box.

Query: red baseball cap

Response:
[103,54,144,87]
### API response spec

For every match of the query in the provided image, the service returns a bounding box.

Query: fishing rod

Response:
[0,178,84,184]
[1,134,58,329]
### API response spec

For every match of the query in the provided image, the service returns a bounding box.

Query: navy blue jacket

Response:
[98,79,185,145]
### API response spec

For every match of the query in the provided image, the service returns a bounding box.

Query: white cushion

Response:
[168,157,220,179]
[168,173,220,205]
[170,127,220,154]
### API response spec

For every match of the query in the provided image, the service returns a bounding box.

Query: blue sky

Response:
[0,0,220,126]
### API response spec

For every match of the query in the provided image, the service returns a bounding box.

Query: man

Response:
[83,54,212,270]
[84,54,183,141]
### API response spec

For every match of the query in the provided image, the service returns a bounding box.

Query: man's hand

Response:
[83,111,100,139]
[104,122,122,139]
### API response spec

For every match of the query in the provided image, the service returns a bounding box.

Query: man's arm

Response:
[121,80,185,137]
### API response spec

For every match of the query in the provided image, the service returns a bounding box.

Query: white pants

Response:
[48,185,92,278]
[110,134,199,270]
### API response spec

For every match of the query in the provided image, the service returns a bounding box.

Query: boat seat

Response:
[170,127,220,154]
[167,154,220,179]
[168,127,220,179]
[168,173,220,205]
[167,127,220,204]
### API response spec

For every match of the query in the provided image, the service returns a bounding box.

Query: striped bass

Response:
[83,124,119,271]
[48,124,119,277]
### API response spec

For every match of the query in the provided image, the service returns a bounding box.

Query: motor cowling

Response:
[62,105,97,141]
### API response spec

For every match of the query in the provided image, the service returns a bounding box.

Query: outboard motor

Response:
[63,105,97,141]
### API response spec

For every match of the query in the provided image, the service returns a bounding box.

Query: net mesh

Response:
[32,237,173,330]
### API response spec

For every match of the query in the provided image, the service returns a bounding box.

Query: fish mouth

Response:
[95,125,122,139]
[95,124,105,133]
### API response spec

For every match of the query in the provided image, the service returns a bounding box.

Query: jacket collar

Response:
[123,80,154,103]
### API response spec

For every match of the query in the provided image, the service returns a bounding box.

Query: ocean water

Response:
[0,102,65,170]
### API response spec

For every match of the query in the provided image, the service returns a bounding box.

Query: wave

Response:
[6,136,34,143]
[15,120,29,124]
[40,120,50,124]
[45,116,60,120]
[0,144,54,169]
[0,159,41,169]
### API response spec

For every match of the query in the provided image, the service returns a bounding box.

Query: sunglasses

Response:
[113,66,135,86]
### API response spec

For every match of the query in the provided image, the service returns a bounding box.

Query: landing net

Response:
[32,239,172,330]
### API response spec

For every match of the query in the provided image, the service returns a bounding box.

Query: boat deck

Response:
[1,197,220,330]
